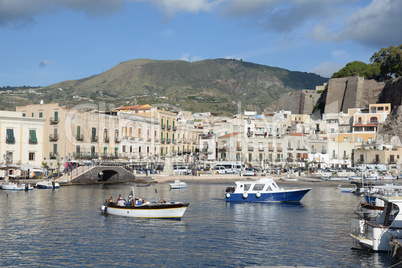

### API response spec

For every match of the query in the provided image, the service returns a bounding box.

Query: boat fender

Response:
[242,193,248,199]
[256,192,261,198]
[226,193,230,198]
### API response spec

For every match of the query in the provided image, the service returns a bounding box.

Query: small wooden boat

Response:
[100,187,189,219]
[169,180,187,189]
[224,178,311,202]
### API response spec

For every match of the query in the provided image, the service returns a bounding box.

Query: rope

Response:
[322,221,366,248]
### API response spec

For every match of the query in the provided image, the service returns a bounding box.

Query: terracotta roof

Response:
[220,132,240,138]
[289,133,306,136]
[115,105,151,111]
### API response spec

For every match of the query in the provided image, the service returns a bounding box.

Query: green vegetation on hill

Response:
[0,58,327,115]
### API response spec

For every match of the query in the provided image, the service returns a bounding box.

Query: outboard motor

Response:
[52,181,55,189]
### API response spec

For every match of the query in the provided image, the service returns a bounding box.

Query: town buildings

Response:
[0,100,397,176]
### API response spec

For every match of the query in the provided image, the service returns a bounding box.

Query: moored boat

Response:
[1,182,33,191]
[351,196,402,252]
[224,178,311,202]
[35,180,60,189]
[169,180,187,189]
[280,177,298,182]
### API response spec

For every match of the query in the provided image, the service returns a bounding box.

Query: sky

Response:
[0,0,401,87]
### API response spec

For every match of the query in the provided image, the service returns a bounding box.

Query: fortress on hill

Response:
[276,76,387,116]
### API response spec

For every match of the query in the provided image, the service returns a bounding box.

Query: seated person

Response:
[117,199,126,206]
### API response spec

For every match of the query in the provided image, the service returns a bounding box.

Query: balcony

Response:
[258,147,264,151]
[268,148,274,152]
[277,148,282,152]
[236,147,242,151]
[115,137,121,143]
[91,135,98,142]
[248,146,254,151]
[297,147,308,151]
[167,125,171,131]
[173,126,177,131]
[218,146,227,152]
[76,135,84,141]
[161,124,166,129]
[321,150,327,154]
[104,137,110,143]
[167,138,171,144]
[161,138,166,144]
[49,117,59,125]
[49,152,58,159]
[49,134,59,142]
[172,139,177,144]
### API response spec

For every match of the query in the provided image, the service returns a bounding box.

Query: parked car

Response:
[243,168,256,176]
[173,166,191,175]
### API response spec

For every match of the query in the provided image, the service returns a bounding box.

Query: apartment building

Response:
[0,111,45,176]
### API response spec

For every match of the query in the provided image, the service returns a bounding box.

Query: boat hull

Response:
[36,181,60,189]
[101,202,190,219]
[225,188,311,202]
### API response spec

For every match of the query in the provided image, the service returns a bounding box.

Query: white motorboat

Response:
[35,180,60,189]
[1,182,33,191]
[100,187,189,219]
[224,178,311,202]
[351,196,402,252]
[280,177,298,182]
[169,180,187,189]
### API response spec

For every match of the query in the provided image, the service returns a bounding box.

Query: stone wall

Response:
[324,76,385,114]
[276,90,321,114]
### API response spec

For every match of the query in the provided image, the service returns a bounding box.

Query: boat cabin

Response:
[226,178,282,194]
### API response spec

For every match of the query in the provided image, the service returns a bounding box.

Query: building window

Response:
[6,129,15,144]
[139,146,142,153]
[91,146,95,157]
[360,154,364,162]
[29,130,37,144]
[39,112,43,118]
[130,146,133,153]
[122,145,126,153]
[29,152,35,161]
[22,113,26,117]
[76,145,81,155]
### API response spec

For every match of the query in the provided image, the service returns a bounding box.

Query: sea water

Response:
[0,182,395,267]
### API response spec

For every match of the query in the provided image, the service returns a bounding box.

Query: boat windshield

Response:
[252,184,265,191]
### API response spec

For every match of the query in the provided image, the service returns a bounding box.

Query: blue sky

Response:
[0,0,401,87]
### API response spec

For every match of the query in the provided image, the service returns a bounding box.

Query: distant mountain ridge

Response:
[1,59,328,114]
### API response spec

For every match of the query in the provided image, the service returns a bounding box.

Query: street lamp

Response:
[3,152,10,182]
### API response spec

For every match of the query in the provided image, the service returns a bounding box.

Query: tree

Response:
[370,44,402,80]
[332,61,380,79]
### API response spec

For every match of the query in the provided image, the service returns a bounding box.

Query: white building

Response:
[0,111,45,177]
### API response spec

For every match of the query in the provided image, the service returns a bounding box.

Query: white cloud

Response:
[310,0,402,46]
[310,61,344,78]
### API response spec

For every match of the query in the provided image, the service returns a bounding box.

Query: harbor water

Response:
[0,182,396,267]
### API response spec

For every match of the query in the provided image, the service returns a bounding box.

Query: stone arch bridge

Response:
[68,166,138,184]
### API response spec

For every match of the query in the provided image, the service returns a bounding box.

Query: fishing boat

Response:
[100,187,189,219]
[224,178,311,202]
[35,180,60,189]
[351,195,402,252]
[169,180,187,189]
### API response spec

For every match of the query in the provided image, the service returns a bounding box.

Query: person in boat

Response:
[108,196,114,204]
[142,196,146,204]
[128,195,133,206]
[161,198,166,203]
[117,198,126,206]
[117,194,122,201]
[137,197,143,206]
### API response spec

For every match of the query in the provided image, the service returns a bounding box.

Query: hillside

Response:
[0,58,328,115]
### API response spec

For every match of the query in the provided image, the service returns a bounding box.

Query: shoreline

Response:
[147,174,357,186]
